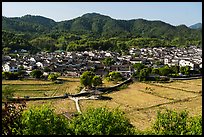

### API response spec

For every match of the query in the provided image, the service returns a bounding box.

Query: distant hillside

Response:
[189,23,202,29]
[2,13,202,53]
[2,13,202,40]
[2,15,56,34]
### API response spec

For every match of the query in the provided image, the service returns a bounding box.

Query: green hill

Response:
[2,13,202,53]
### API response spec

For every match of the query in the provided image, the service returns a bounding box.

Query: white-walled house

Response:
[179,59,194,70]
[36,62,44,68]
[2,62,19,72]
[199,63,202,68]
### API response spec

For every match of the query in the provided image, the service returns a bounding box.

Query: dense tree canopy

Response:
[68,107,135,135]
[2,13,202,54]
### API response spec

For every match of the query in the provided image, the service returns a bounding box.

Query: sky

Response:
[2,2,202,26]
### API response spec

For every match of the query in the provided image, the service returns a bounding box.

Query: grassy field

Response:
[2,77,202,130]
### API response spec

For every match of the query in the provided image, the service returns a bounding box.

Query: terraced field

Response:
[2,77,202,130]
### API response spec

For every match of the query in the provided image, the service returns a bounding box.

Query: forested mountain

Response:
[189,23,202,29]
[2,13,202,54]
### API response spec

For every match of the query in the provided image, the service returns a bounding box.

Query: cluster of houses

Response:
[2,46,202,78]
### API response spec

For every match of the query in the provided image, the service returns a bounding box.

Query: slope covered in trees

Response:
[2,13,202,53]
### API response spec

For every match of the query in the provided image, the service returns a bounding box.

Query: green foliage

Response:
[169,65,179,74]
[2,86,15,101]
[2,101,26,135]
[20,105,71,135]
[138,68,150,81]
[102,57,115,66]
[80,71,95,88]
[2,72,20,80]
[30,36,57,52]
[2,31,33,53]
[92,75,102,87]
[68,107,135,135]
[180,66,191,75]
[106,71,123,82]
[151,68,160,75]
[48,73,60,81]
[3,47,11,55]
[2,14,202,53]
[158,65,171,76]
[132,63,146,76]
[151,109,202,135]
[43,66,51,72]
[186,115,202,135]
[30,70,43,79]
[2,102,202,135]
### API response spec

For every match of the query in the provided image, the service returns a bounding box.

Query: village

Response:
[2,45,202,78]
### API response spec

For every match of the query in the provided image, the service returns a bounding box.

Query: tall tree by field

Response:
[80,71,95,89]
[180,66,191,75]
[2,72,20,80]
[132,63,146,76]
[30,70,43,79]
[158,65,171,76]
[20,105,71,135]
[138,68,149,81]
[106,71,123,82]
[92,75,102,87]
[48,73,60,81]
[151,109,202,135]
[68,107,135,135]
[102,57,115,67]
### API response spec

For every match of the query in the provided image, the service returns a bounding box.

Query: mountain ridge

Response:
[189,23,202,29]
[2,12,202,40]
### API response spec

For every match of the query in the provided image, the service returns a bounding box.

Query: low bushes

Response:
[2,105,202,135]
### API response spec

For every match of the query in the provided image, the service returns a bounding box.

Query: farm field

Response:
[2,77,202,130]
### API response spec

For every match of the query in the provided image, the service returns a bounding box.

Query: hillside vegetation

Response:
[2,13,202,54]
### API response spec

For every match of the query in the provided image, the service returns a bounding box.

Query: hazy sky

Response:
[2,2,202,26]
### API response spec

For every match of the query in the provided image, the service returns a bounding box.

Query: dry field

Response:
[2,77,202,130]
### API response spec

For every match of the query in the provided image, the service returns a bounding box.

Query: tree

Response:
[2,86,15,101]
[158,65,170,76]
[102,57,115,67]
[169,65,179,74]
[68,107,135,135]
[138,68,149,81]
[132,63,145,76]
[2,72,11,80]
[152,109,202,135]
[2,72,19,80]
[30,70,43,79]
[80,71,95,88]
[43,67,51,72]
[106,71,123,82]
[151,68,160,75]
[20,105,71,135]
[2,101,26,135]
[180,66,191,76]
[3,47,11,55]
[92,75,102,87]
[48,73,60,81]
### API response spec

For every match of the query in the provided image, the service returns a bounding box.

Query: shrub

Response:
[20,105,71,135]
[80,71,95,88]
[48,73,60,81]
[2,86,15,101]
[2,72,20,80]
[30,70,43,79]
[68,107,135,135]
[106,71,123,82]
[151,109,202,135]
[2,101,26,135]
[92,75,102,87]
[186,115,202,135]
